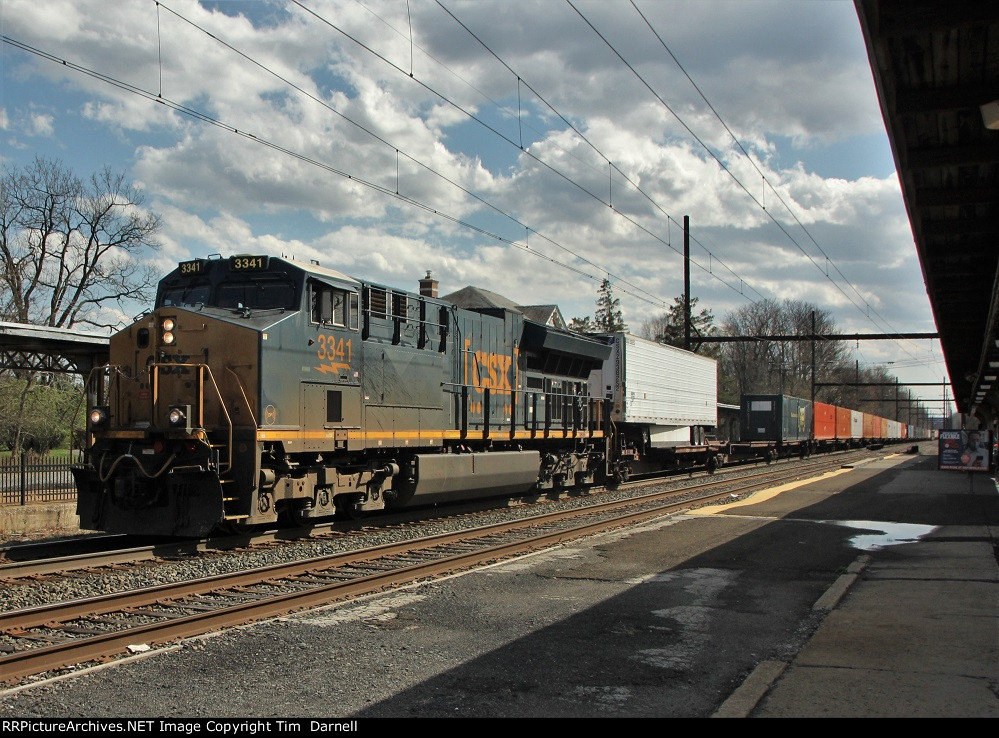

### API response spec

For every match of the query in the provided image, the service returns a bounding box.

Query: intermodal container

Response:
[835,406,852,439]
[739,394,812,442]
[813,401,837,440]
[851,410,863,439]
[589,333,718,428]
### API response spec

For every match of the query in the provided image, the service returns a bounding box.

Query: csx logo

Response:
[158,354,192,375]
[464,341,513,393]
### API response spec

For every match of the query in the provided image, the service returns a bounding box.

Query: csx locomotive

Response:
[73,254,619,536]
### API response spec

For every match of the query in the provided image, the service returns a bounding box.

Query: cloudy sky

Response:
[0,0,952,410]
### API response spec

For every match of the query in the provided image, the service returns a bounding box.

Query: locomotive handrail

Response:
[150,361,233,475]
[440,381,604,439]
[225,365,259,428]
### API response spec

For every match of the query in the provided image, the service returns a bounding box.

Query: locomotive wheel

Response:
[284,506,314,528]
[335,495,368,521]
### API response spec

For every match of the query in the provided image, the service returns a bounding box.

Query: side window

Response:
[311,282,351,327]
[332,291,346,326]
[310,283,328,324]
[349,292,359,330]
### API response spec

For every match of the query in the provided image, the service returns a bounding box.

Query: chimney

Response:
[419,270,438,298]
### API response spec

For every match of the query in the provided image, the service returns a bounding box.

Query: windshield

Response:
[159,279,297,311]
[217,280,296,310]
[161,282,211,308]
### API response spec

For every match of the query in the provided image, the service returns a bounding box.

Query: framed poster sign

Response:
[938,430,992,471]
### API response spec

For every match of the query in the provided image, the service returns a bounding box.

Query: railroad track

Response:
[0,448,881,688]
[0,448,880,581]
[0,448,876,581]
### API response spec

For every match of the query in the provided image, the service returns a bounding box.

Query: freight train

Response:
[72,254,926,537]
[731,394,931,463]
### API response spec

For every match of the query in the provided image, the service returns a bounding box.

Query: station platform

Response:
[0,501,79,542]
[716,454,998,717]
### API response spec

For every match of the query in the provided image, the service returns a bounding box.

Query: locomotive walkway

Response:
[1,447,996,718]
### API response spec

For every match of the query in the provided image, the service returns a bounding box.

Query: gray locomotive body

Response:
[73,255,612,536]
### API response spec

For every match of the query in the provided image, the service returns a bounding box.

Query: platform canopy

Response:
[856,1,999,423]
[0,321,110,375]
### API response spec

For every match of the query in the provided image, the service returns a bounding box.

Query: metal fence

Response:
[0,454,79,505]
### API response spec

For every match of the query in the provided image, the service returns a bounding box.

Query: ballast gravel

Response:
[0,458,848,614]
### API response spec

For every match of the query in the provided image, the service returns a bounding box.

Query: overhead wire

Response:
[566,0,931,373]
[5,2,941,401]
[0,34,638,300]
[290,0,759,306]
[433,0,769,304]
[629,0,918,345]
[431,0,935,392]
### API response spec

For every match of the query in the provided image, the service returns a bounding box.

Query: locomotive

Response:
[74,254,621,536]
[72,253,924,538]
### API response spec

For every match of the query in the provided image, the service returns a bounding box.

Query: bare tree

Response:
[719,298,848,401]
[720,298,785,396]
[0,156,161,329]
[0,157,160,453]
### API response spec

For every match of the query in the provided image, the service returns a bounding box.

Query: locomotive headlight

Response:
[161,317,176,344]
[89,406,110,429]
[167,404,192,433]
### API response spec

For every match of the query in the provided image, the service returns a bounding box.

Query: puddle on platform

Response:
[831,520,938,551]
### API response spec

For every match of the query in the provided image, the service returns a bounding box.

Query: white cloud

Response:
[0,0,943,395]
[28,112,54,137]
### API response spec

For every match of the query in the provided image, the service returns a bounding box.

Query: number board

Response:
[229,255,269,272]
[178,259,205,276]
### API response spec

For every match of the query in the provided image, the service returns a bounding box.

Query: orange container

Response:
[813,402,837,440]
[862,412,876,439]
[835,406,852,439]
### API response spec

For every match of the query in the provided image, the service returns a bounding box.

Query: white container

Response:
[850,410,863,439]
[588,333,717,434]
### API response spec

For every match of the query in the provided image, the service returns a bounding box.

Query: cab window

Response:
[311,282,357,329]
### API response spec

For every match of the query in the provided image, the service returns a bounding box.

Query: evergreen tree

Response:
[638,295,718,355]
[594,279,627,332]
[567,316,598,333]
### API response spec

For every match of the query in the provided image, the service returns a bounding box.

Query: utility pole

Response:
[810,310,816,407]
[683,215,691,352]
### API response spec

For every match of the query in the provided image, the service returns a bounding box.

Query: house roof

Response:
[442,288,567,328]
